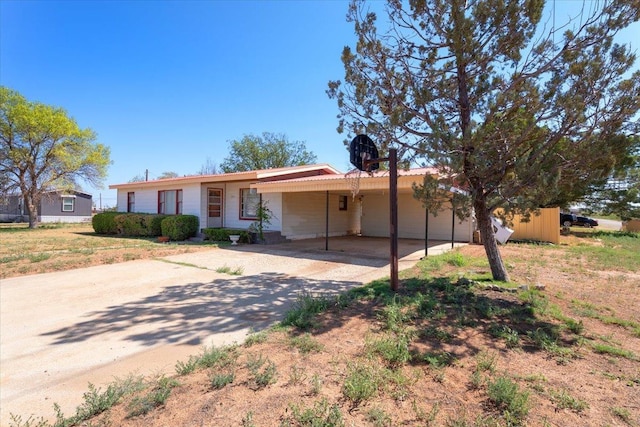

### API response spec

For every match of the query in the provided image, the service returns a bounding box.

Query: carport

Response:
[229,235,466,268]
[252,168,475,250]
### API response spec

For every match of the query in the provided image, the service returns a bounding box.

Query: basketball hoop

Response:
[345,134,399,292]
[345,152,376,199]
[345,167,363,200]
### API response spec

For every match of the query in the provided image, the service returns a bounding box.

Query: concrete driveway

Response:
[0,237,460,424]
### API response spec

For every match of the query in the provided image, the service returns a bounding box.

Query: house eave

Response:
[108,164,342,190]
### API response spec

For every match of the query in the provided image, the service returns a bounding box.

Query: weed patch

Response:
[282,397,344,426]
[592,343,637,360]
[244,331,268,347]
[366,333,412,368]
[210,372,235,389]
[246,354,277,390]
[126,376,178,418]
[342,363,380,406]
[366,407,392,427]
[289,333,324,354]
[486,376,530,423]
[281,292,331,330]
[215,264,243,275]
[549,389,588,413]
[610,407,633,424]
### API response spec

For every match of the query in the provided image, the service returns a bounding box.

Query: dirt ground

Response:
[77,241,639,427]
[3,224,638,426]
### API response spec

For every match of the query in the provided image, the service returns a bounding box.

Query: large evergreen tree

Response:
[328,0,639,281]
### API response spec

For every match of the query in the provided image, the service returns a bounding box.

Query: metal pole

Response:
[390,149,399,292]
[424,208,429,257]
[325,191,329,251]
[451,200,455,249]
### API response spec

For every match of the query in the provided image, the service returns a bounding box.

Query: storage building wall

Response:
[281,192,352,240]
[361,193,474,241]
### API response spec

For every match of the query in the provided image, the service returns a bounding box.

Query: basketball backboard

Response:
[349,134,380,172]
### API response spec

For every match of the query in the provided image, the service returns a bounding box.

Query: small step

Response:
[254,231,290,245]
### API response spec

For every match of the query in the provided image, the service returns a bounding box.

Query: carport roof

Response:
[253,167,438,193]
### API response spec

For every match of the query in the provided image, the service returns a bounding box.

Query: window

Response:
[158,190,183,214]
[339,195,348,211]
[127,192,135,212]
[62,196,75,212]
[240,188,260,219]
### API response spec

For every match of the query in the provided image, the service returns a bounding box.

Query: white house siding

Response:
[349,197,362,235]
[281,192,352,240]
[117,182,203,226]
[360,192,473,242]
[262,193,282,231]
[201,181,281,231]
[181,184,201,218]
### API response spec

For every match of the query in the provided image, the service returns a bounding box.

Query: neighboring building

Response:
[109,164,475,243]
[0,194,22,222]
[0,191,93,223]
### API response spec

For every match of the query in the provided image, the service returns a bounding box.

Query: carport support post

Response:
[325,191,329,251]
[389,149,398,292]
[451,201,455,249]
[424,208,429,257]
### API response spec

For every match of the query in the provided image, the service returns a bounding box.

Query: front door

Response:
[207,188,223,228]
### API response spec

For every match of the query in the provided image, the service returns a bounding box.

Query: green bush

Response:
[92,213,170,237]
[92,212,123,234]
[202,228,250,243]
[107,213,169,237]
[114,214,147,236]
[150,214,169,236]
[161,215,199,241]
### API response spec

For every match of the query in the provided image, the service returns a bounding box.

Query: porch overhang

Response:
[252,167,439,194]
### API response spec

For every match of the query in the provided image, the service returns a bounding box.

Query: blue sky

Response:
[1,1,638,208]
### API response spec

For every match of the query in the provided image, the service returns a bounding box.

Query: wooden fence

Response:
[497,207,560,244]
[623,219,640,232]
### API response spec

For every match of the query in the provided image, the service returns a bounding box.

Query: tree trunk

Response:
[474,197,510,282]
[23,193,38,229]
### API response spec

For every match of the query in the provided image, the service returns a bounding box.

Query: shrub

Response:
[109,213,169,237]
[113,214,147,236]
[149,214,169,236]
[203,228,250,243]
[160,215,199,241]
[92,212,123,234]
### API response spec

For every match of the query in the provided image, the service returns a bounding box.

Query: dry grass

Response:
[0,223,218,279]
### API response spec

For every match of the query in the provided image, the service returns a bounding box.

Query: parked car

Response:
[560,212,577,227]
[572,216,599,228]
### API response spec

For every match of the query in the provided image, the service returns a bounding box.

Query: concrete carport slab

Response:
[0,237,462,424]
